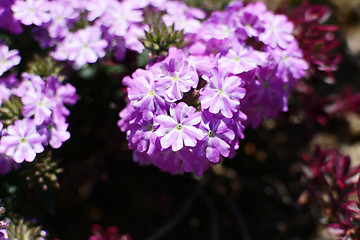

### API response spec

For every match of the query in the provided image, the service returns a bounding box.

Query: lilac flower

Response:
[84,0,110,21]
[45,76,77,122]
[124,25,146,54]
[14,72,44,97]
[11,0,51,26]
[40,118,70,149]
[0,74,18,104]
[181,150,211,176]
[270,42,309,84]
[197,111,235,163]
[259,13,295,49]
[151,148,184,175]
[63,26,108,68]
[218,42,265,74]
[22,84,56,125]
[100,1,143,37]
[241,66,287,128]
[47,1,78,38]
[127,117,157,156]
[154,102,203,152]
[1,119,45,163]
[155,58,198,102]
[237,11,265,38]
[161,1,204,34]
[199,67,246,118]
[123,68,168,120]
[0,44,21,77]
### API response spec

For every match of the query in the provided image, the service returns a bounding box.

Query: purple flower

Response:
[123,68,168,120]
[197,111,235,163]
[238,11,265,38]
[100,1,143,37]
[154,102,203,152]
[156,58,199,102]
[45,76,77,123]
[1,119,45,163]
[126,117,157,156]
[161,1,205,34]
[11,0,51,26]
[62,26,108,68]
[47,1,78,38]
[0,44,21,77]
[218,42,265,74]
[0,154,19,175]
[0,74,18,104]
[151,148,184,175]
[241,66,288,128]
[259,13,295,49]
[39,118,70,149]
[199,67,246,118]
[270,42,309,84]
[0,0,23,34]
[22,84,56,125]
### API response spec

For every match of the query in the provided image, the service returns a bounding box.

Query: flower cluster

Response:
[6,0,206,69]
[299,146,360,239]
[0,44,77,175]
[119,1,308,175]
[289,2,341,83]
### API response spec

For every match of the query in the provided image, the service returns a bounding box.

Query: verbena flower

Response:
[259,12,295,49]
[22,84,56,125]
[100,1,143,37]
[199,67,246,118]
[60,26,108,68]
[197,110,235,163]
[0,44,21,77]
[123,68,168,120]
[1,119,45,163]
[11,0,51,26]
[154,102,203,152]
[156,58,199,102]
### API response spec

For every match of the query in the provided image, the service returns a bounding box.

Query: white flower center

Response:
[148,90,155,97]
[208,130,215,138]
[176,123,183,130]
[218,89,224,95]
[172,76,179,82]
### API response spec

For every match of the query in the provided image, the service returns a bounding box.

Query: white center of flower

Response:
[20,137,27,143]
[218,89,224,95]
[208,130,215,138]
[234,56,240,62]
[172,76,179,82]
[148,90,155,97]
[176,123,183,130]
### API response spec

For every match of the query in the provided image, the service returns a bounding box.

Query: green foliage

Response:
[23,152,63,191]
[6,218,46,240]
[27,55,64,79]
[183,0,232,13]
[0,95,23,127]
[142,20,186,60]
